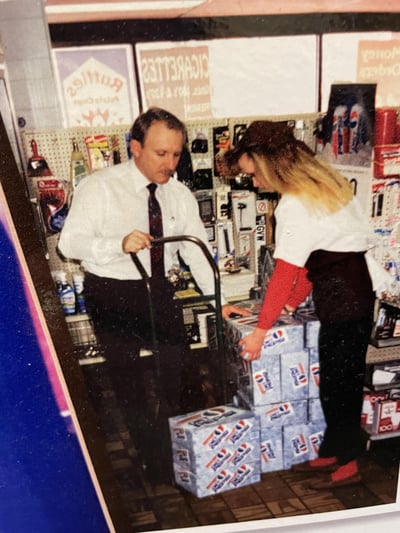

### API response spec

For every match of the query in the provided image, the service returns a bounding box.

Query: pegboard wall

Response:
[21,124,132,194]
[21,124,132,278]
[366,343,400,364]
[228,113,318,152]
[20,113,320,281]
[18,111,400,364]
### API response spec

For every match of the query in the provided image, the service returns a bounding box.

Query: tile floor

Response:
[83,363,399,533]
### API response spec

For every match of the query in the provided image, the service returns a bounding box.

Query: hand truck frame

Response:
[130,234,228,403]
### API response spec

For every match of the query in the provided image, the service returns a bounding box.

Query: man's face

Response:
[130,121,184,184]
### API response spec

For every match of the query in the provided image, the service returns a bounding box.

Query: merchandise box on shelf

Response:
[371,398,400,434]
[366,360,400,390]
[361,390,390,426]
[373,143,400,179]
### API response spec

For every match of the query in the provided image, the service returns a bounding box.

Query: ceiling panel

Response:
[44,0,400,24]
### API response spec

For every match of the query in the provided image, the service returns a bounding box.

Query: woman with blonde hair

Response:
[223,120,375,489]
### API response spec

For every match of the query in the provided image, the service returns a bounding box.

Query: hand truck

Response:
[130,234,228,404]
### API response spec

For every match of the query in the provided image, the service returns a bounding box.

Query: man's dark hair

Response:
[130,107,187,145]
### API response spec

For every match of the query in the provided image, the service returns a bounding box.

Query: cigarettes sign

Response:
[357,40,400,106]
[136,44,212,120]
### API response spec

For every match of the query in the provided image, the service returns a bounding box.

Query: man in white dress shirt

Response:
[58,107,247,482]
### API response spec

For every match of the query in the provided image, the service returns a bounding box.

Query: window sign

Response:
[52,45,139,127]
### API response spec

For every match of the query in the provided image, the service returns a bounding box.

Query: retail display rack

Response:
[19,112,400,375]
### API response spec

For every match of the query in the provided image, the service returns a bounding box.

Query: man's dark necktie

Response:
[147,183,165,278]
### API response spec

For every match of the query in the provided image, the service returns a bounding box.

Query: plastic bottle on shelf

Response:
[56,271,76,316]
[70,138,89,189]
[72,272,87,314]
[382,229,394,271]
[373,228,384,263]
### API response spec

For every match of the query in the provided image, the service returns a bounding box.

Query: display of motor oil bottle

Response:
[55,270,76,316]
[72,272,87,314]
[70,138,89,189]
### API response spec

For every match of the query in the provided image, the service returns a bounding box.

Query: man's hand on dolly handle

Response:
[122,229,153,254]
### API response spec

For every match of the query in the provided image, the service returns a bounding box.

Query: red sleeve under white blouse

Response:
[256,258,312,331]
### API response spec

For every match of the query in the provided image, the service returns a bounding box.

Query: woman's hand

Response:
[221,304,252,320]
[238,327,266,361]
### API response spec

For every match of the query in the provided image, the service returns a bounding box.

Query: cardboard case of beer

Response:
[282,421,325,469]
[260,427,284,473]
[225,313,304,358]
[239,395,309,429]
[236,349,309,408]
[295,308,320,349]
[308,397,326,424]
[169,405,260,453]
[280,350,310,401]
[236,352,281,407]
[173,439,259,477]
[260,315,305,357]
[169,405,261,497]
[173,461,261,498]
[308,348,320,399]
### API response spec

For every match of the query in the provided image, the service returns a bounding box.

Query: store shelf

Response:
[366,342,400,364]
[365,382,400,392]
[365,425,400,444]
[65,313,90,323]
[79,355,105,366]
[370,337,400,349]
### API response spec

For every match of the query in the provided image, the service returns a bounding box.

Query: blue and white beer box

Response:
[280,350,309,401]
[282,423,312,469]
[169,405,260,455]
[307,421,326,456]
[308,348,320,399]
[225,313,304,359]
[236,353,281,407]
[260,315,305,357]
[173,461,261,498]
[253,400,308,429]
[260,427,284,473]
[283,421,326,469]
[295,308,320,349]
[173,439,259,476]
[308,397,325,424]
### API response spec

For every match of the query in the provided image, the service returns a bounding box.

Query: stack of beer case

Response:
[224,301,326,473]
[169,405,261,497]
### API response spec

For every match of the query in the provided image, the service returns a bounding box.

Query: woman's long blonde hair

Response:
[223,120,354,214]
[253,146,353,214]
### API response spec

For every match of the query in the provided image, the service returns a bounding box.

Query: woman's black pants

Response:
[317,314,373,465]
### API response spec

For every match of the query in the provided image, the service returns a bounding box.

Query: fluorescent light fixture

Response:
[45,1,206,15]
